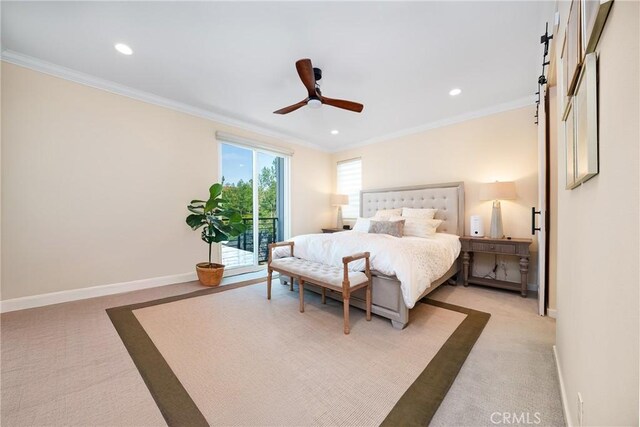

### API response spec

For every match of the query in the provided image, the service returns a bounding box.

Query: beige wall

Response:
[554,1,639,425]
[1,62,332,300]
[332,106,541,290]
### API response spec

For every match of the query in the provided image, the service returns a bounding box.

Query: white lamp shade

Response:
[479,181,516,201]
[331,194,349,206]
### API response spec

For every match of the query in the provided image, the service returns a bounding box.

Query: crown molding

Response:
[0,49,329,153]
[2,49,535,155]
[330,95,536,152]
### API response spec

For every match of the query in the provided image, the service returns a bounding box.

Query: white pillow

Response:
[402,207,438,219]
[374,208,402,219]
[352,217,371,232]
[389,215,442,238]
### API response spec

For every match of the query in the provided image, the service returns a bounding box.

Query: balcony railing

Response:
[222,217,278,264]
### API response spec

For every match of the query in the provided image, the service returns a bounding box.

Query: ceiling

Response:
[1,1,554,151]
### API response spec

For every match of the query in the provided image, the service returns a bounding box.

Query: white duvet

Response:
[272,231,461,308]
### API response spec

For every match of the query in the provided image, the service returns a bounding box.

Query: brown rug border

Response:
[107,281,489,427]
[106,279,263,427]
[381,298,491,426]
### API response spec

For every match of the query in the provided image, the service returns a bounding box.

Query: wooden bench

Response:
[267,241,372,334]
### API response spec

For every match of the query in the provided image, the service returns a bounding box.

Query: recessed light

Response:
[331,130,339,135]
[115,43,133,55]
[449,88,462,96]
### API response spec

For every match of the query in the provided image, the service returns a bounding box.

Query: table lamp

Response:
[331,194,349,228]
[479,181,516,238]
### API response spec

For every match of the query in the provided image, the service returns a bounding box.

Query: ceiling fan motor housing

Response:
[313,67,322,81]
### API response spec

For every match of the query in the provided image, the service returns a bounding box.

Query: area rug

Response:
[107,281,490,426]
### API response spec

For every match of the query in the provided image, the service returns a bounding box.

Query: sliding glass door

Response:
[219,142,288,273]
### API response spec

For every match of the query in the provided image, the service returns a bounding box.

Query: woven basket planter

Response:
[196,262,225,287]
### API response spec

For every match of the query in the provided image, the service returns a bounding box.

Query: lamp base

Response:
[489,201,504,239]
[336,206,344,229]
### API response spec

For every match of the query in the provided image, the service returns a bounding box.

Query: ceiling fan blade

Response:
[273,99,309,114]
[321,96,364,113]
[295,58,317,97]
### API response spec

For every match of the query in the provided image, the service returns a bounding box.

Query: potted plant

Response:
[186,183,247,286]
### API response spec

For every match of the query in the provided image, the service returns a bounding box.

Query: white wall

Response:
[554,1,639,425]
[331,106,542,292]
[1,62,332,300]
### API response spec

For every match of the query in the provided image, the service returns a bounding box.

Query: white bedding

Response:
[272,231,461,308]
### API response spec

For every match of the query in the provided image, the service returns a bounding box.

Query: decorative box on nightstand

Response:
[459,236,532,297]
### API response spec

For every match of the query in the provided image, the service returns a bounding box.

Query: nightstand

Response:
[459,236,532,297]
[322,228,348,233]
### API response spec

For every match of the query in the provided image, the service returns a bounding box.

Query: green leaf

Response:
[186,214,206,230]
[226,212,242,223]
[187,205,204,214]
[212,233,229,243]
[230,223,247,235]
[190,199,206,205]
[201,228,214,244]
[209,183,223,199]
[204,199,218,213]
[219,209,240,221]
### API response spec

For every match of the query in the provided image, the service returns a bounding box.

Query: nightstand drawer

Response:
[469,241,515,254]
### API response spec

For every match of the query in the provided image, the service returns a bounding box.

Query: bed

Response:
[278,182,465,329]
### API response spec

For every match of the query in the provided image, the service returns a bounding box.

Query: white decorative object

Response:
[470,215,484,237]
[331,194,349,229]
[480,181,516,238]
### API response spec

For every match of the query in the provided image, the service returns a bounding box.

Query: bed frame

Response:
[282,182,465,330]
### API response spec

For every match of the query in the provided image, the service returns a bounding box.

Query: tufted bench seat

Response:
[267,241,372,334]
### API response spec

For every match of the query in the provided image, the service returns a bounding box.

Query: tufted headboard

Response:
[360,182,465,236]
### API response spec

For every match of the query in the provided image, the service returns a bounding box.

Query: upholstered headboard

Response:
[360,182,465,236]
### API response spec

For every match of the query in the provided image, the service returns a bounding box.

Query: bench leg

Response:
[321,287,326,304]
[365,284,372,321]
[299,280,305,313]
[267,268,272,300]
[343,298,350,335]
[289,278,294,292]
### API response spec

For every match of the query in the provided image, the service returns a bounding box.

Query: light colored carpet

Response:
[134,284,466,426]
[428,285,565,426]
[0,280,205,427]
[1,280,564,426]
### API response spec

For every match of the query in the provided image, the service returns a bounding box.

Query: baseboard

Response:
[0,272,197,313]
[553,345,572,426]
[547,308,557,318]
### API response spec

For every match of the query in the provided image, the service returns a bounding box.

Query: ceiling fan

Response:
[274,58,364,115]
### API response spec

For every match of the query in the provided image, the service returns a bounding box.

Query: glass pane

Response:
[257,152,282,264]
[220,144,254,269]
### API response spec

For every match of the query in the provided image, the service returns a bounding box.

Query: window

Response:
[336,158,362,219]
[217,132,291,273]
